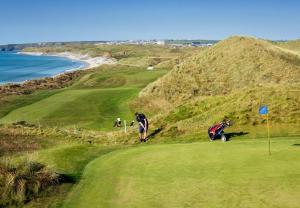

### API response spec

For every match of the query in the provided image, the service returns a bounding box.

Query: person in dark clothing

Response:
[135,112,148,142]
[130,120,135,127]
[113,118,122,127]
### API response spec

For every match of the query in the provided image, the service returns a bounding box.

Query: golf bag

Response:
[208,119,232,142]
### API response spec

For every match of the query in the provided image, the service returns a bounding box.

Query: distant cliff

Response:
[0,44,23,51]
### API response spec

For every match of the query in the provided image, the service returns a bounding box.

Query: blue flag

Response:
[259,106,268,115]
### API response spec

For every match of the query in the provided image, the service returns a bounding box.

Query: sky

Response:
[0,0,300,44]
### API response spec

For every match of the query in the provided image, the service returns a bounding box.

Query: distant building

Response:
[156,40,165,45]
[38,42,46,46]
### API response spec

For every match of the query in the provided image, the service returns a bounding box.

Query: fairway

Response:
[64,138,300,208]
[0,67,168,130]
[0,88,138,130]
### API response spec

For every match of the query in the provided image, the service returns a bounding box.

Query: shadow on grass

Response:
[59,174,78,184]
[293,144,300,146]
[147,128,163,140]
[225,132,249,140]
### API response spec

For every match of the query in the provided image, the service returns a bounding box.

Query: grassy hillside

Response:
[0,90,60,119]
[277,39,300,54]
[24,44,200,67]
[136,36,300,136]
[149,87,300,139]
[64,139,300,208]
[141,36,300,104]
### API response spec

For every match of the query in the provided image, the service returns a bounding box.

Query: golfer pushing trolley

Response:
[135,112,148,143]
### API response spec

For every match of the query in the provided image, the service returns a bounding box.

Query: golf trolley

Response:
[208,119,232,142]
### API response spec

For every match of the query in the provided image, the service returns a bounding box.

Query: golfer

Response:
[113,118,122,127]
[135,112,148,143]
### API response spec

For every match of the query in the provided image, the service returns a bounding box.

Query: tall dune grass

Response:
[0,159,60,207]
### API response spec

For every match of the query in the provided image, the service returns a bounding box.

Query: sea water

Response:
[0,51,87,84]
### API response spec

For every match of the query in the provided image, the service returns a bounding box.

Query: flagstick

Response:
[267,114,271,155]
[124,120,128,144]
[124,120,127,133]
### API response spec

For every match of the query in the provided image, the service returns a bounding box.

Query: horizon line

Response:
[1,37,297,46]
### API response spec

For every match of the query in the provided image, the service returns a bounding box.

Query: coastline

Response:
[18,51,116,71]
[0,52,116,95]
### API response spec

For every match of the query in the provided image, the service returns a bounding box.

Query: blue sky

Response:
[0,0,299,44]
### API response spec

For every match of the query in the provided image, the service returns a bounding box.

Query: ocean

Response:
[0,51,87,84]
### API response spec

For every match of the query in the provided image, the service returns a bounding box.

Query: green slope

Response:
[0,66,168,130]
[0,90,60,119]
[22,144,126,208]
[63,139,300,208]
[0,88,138,130]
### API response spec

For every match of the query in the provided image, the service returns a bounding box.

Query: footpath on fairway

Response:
[63,138,300,208]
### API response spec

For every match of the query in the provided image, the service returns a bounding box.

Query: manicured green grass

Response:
[0,90,59,118]
[0,88,138,130]
[34,144,126,180]
[0,67,168,130]
[64,138,300,208]
[21,144,127,208]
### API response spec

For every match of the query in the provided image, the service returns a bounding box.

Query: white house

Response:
[156,40,165,45]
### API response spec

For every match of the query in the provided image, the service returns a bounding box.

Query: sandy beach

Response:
[0,51,117,94]
[19,51,116,70]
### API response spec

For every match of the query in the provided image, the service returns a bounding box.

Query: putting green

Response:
[63,138,300,208]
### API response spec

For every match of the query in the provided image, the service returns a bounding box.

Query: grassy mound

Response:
[146,86,300,139]
[134,36,300,137]
[141,36,300,104]
[277,39,300,54]
[63,139,300,208]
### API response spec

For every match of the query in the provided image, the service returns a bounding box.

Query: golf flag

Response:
[259,105,271,155]
[259,106,268,115]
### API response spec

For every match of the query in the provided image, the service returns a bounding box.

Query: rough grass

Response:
[0,123,77,156]
[147,86,300,139]
[0,160,60,207]
[277,39,300,54]
[136,36,300,138]
[0,143,127,208]
[141,36,300,104]
[63,139,300,208]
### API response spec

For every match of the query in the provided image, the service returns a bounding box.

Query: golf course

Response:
[0,66,168,130]
[0,37,300,208]
[63,139,300,208]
